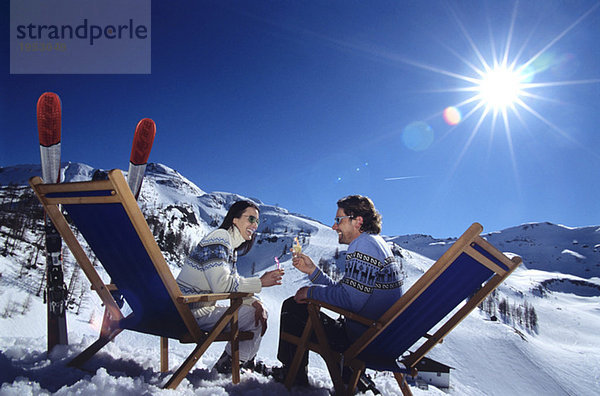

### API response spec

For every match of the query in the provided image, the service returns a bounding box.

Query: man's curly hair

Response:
[336,195,382,234]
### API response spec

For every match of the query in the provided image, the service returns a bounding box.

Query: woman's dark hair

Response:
[219,200,260,255]
[336,195,382,234]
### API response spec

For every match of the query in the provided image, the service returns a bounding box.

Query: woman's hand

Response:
[252,300,268,336]
[260,269,284,287]
[292,253,316,275]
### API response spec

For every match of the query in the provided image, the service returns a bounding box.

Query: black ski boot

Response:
[213,351,232,374]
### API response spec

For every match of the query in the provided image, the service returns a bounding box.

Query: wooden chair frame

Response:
[30,169,254,389]
[281,223,522,395]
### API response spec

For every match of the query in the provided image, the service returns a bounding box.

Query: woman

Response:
[176,200,284,372]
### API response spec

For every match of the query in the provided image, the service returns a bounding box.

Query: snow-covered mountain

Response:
[1,162,598,395]
[389,222,600,279]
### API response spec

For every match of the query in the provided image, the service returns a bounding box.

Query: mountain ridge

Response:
[3,161,597,279]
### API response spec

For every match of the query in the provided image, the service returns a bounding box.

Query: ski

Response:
[37,92,68,352]
[127,118,156,200]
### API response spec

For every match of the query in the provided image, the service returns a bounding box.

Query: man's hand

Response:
[294,286,309,304]
[260,269,284,287]
[252,300,268,336]
[292,253,316,275]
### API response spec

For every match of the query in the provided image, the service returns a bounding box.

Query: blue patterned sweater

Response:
[307,232,403,340]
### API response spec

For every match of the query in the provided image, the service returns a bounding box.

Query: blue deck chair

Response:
[29,169,253,389]
[281,223,522,395]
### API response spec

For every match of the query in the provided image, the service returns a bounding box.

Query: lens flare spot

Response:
[521,65,536,83]
[443,106,462,125]
[551,53,579,78]
[402,121,434,151]
[531,52,556,73]
[522,52,557,83]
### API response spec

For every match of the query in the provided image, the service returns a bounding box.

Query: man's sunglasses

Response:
[244,215,260,225]
[334,215,353,225]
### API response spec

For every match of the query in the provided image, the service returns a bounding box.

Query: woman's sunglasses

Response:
[243,215,260,225]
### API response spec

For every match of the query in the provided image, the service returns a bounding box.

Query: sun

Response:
[394,1,600,179]
[477,65,524,112]
[413,1,600,160]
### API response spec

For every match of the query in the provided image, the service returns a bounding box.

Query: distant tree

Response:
[522,300,539,331]
[484,290,498,317]
[529,305,538,330]
[21,293,32,315]
[331,265,342,282]
[29,234,44,270]
[532,284,547,297]
[76,284,87,315]
[523,301,530,328]
[2,298,16,319]
[319,258,330,275]
[499,298,509,317]
[479,294,497,318]
[515,304,523,325]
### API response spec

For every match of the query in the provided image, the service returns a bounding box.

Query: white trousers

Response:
[193,304,262,362]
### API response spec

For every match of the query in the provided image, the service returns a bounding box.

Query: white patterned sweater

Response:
[176,227,262,317]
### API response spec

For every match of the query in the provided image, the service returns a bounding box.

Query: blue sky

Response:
[2,0,599,238]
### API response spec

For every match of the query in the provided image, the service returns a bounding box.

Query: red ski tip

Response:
[130,118,156,165]
[37,92,62,147]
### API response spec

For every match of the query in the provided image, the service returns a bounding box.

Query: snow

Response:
[561,249,586,260]
[1,162,600,395]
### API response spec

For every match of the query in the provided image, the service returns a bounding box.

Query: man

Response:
[274,195,404,388]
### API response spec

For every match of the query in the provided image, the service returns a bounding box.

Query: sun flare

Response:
[393,1,600,180]
[477,65,524,111]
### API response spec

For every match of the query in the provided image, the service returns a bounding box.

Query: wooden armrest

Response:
[306,298,382,328]
[177,292,253,304]
[91,283,118,292]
